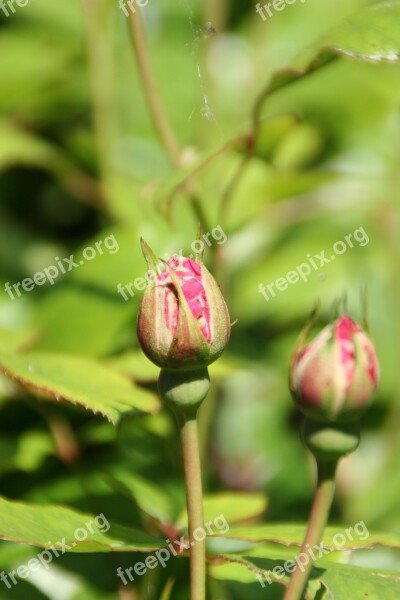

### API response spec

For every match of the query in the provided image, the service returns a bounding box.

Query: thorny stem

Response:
[283,460,337,600]
[127,8,181,167]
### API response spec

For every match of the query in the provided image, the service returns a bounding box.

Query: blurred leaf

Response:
[0,351,160,424]
[0,496,163,552]
[104,469,174,524]
[0,121,58,172]
[213,523,400,550]
[321,0,400,63]
[0,580,49,600]
[24,0,84,37]
[0,29,82,119]
[315,561,400,599]
[0,326,37,353]
[0,437,18,474]
[33,283,133,356]
[0,120,102,210]
[160,578,176,600]
[175,493,268,530]
[13,431,54,473]
[107,351,159,382]
[108,350,243,383]
[210,555,400,599]
[258,1,400,111]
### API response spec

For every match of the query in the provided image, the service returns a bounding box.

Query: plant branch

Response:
[83,0,117,188]
[204,0,230,31]
[127,8,181,167]
[219,153,251,221]
[162,135,245,222]
[180,416,206,600]
[283,460,337,600]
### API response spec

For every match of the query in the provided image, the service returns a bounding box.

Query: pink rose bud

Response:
[137,240,231,370]
[290,315,380,423]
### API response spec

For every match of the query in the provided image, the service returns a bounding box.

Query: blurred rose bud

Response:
[137,241,230,370]
[290,315,380,423]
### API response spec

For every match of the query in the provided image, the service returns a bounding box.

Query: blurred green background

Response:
[0,0,400,598]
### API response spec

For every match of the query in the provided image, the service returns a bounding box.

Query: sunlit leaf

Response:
[0,351,160,424]
[0,496,163,552]
[175,493,268,530]
[213,523,400,550]
[257,1,400,112]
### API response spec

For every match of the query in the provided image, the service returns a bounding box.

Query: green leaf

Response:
[315,561,400,600]
[13,431,54,473]
[32,225,144,355]
[103,469,174,524]
[0,581,49,600]
[160,578,175,600]
[0,351,160,424]
[34,283,133,356]
[322,0,400,63]
[210,553,400,599]
[0,326,37,353]
[175,493,268,530]
[0,496,163,552]
[257,1,400,116]
[0,121,58,172]
[107,350,159,382]
[0,30,76,117]
[213,523,400,550]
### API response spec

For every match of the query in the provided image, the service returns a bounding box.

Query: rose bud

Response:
[137,240,231,370]
[290,315,380,423]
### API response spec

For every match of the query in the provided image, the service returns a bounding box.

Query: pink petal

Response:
[156,256,211,341]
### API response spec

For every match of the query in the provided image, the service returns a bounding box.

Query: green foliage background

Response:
[0,0,399,598]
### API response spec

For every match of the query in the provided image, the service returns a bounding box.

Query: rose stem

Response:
[283,460,337,600]
[179,414,206,600]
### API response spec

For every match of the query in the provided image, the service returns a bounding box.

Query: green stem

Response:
[158,369,209,600]
[127,8,181,167]
[283,460,337,600]
[179,416,206,600]
[204,0,230,31]
[219,153,251,221]
[83,0,116,190]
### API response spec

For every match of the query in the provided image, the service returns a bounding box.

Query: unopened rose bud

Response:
[290,315,380,423]
[137,241,231,370]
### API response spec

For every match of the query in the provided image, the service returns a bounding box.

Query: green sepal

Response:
[141,238,162,274]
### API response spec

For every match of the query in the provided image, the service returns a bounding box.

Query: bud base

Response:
[158,368,210,420]
[303,418,361,464]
